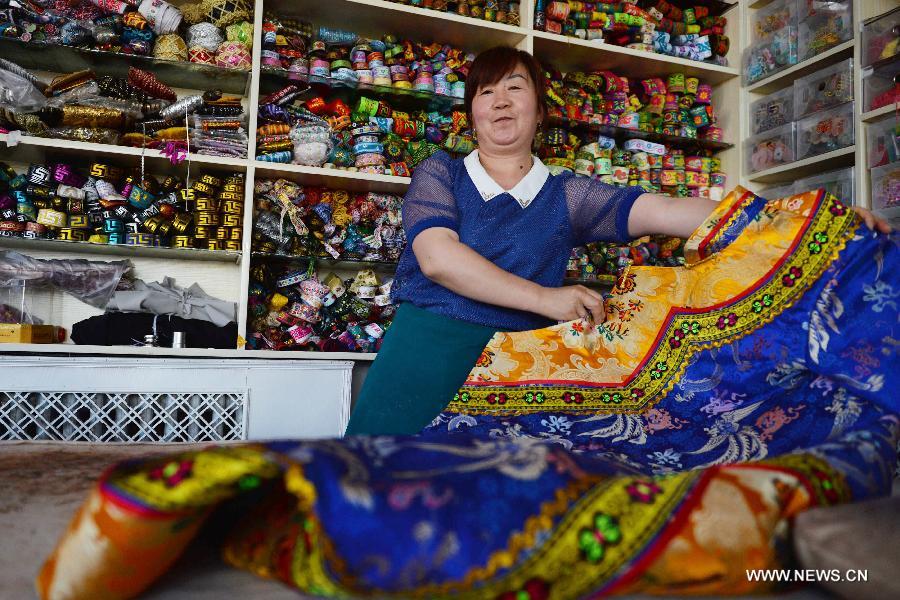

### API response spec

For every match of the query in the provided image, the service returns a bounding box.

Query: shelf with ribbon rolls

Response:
[0,0,749,358]
[0,0,255,93]
[0,135,249,256]
[0,38,252,98]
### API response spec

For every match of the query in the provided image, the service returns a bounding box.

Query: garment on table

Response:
[345,302,498,435]
[37,188,899,600]
[390,149,644,331]
[70,312,238,349]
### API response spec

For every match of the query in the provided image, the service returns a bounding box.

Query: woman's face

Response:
[471,63,541,154]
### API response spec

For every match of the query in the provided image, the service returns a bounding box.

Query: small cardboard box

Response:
[0,324,64,344]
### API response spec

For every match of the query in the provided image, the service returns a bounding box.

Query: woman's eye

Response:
[480,89,493,95]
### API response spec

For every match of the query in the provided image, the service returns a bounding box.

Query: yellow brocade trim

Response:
[683,187,759,265]
[105,445,280,512]
[281,469,699,599]
[278,454,848,599]
[450,188,859,415]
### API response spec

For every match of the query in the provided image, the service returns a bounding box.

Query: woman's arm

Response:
[413,227,607,323]
[627,193,718,239]
[627,192,893,239]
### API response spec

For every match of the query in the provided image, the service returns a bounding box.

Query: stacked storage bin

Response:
[760,166,855,205]
[861,8,900,113]
[746,83,796,174]
[743,0,854,86]
[794,59,855,161]
[743,0,799,85]
[746,58,854,175]
[796,0,853,61]
[868,116,900,218]
[861,7,900,220]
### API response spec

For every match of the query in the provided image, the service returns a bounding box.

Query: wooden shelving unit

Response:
[1,0,746,360]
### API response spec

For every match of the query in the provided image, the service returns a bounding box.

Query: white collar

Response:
[463,149,550,209]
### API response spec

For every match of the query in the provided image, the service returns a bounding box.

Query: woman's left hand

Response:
[852,206,893,234]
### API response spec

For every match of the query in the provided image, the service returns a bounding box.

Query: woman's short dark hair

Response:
[464,46,547,126]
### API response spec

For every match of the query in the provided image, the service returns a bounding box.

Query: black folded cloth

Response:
[71,312,237,349]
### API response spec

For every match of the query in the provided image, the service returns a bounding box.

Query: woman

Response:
[344,46,890,436]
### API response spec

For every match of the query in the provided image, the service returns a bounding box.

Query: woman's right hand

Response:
[535,285,607,325]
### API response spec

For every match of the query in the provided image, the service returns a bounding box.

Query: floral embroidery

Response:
[613,272,636,294]
[563,392,585,404]
[650,361,668,380]
[811,469,840,503]
[454,392,471,403]
[716,313,739,330]
[524,391,546,404]
[578,513,622,563]
[486,393,508,405]
[670,321,700,348]
[568,321,584,336]
[476,350,495,368]
[829,202,846,216]
[808,231,829,254]
[862,281,899,313]
[238,474,262,491]
[648,448,683,470]
[608,299,644,322]
[541,415,572,434]
[600,392,623,404]
[148,459,193,488]
[782,266,803,287]
[497,578,550,600]
[752,294,774,314]
[626,480,663,503]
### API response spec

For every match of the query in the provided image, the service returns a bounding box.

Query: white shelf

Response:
[0,236,242,263]
[746,146,856,184]
[254,161,411,194]
[531,30,740,85]
[0,343,377,361]
[862,104,896,123]
[266,0,527,53]
[747,41,855,95]
[0,37,250,96]
[0,134,248,172]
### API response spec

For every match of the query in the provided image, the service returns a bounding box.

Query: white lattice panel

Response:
[1,356,352,441]
[1,391,245,442]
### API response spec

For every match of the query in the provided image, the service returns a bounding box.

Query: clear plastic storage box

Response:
[794,166,855,205]
[744,27,800,85]
[795,0,852,21]
[870,161,900,211]
[863,61,900,112]
[797,6,853,61]
[752,0,798,44]
[793,59,853,118]
[750,87,794,134]
[867,116,900,168]
[746,122,796,174]
[861,7,900,68]
[759,183,796,201]
[796,101,854,160]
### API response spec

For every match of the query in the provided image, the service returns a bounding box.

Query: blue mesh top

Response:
[390,150,644,331]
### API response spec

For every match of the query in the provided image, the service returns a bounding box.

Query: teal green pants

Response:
[344,303,498,436]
